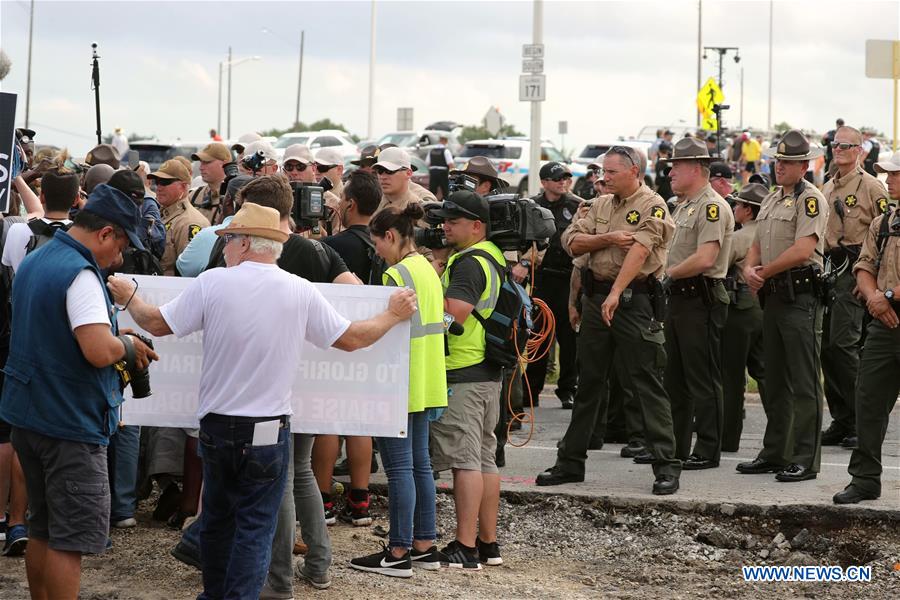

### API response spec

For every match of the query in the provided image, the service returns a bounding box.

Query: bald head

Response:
[836,126,862,145]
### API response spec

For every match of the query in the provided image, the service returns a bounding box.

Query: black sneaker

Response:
[349,543,413,578]
[440,540,482,570]
[410,545,442,570]
[476,537,503,566]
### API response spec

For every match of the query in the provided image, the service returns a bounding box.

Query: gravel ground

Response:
[1,490,898,599]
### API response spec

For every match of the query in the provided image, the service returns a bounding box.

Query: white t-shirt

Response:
[2,219,73,273]
[66,270,111,332]
[160,261,351,419]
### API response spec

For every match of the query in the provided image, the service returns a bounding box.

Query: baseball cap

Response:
[432,190,490,223]
[191,142,231,162]
[85,144,121,169]
[539,162,571,181]
[283,144,313,165]
[82,184,146,251]
[231,132,262,153]
[83,164,116,194]
[108,170,146,202]
[351,145,379,166]
[148,159,192,183]
[875,150,900,173]
[376,147,415,172]
[241,140,279,164]
[709,161,733,179]
[315,147,343,168]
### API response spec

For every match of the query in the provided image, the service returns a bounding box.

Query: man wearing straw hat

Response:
[737,130,828,483]
[106,203,418,600]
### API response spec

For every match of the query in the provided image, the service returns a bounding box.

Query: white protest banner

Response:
[118,275,411,437]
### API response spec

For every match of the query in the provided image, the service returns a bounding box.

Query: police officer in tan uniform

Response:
[374,147,436,212]
[536,145,681,495]
[738,130,828,482]
[189,142,231,225]
[820,126,890,448]
[663,137,735,470]
[721,183,768,452]
[149,159,210,276]
[833,150,900,504]
[314,147,346,235]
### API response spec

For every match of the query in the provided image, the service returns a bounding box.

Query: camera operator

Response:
[189,142,233,225]
[523,162,582,410]
[0,185,157,598]
[107,200,416,600]
[231,132,262,174]
[281,144,316,184]
[240,140,281,177]
[315,148,346,235]
[150,160,210,276]
[323,170,382,283]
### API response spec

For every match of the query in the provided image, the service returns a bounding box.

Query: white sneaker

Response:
[113,517,137,528]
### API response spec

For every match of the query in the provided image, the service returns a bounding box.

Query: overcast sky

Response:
[1,0,899,157]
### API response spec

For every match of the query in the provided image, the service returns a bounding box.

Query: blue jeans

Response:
[108,425,140,520]
[197,415,290,600]
[376,411,436,549]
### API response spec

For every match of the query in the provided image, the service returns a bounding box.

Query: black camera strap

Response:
[875,208,900,271]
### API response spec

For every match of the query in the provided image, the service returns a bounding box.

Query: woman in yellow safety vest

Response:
[349,203,448,577]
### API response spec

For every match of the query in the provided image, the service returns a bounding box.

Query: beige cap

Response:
[241,140,279,164]
[314,147,343,168]
[148,159,192,183]
[192,142,231,162]
[376,147,415,171]
[231,132,262,153]
[874,150,900,173]
[283,144,313,165]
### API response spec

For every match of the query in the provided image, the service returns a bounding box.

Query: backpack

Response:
[119,248,164,276]
[26,219,71,254]
[449,249,533,369]
[346,227,386,285]
[874,208,900,271]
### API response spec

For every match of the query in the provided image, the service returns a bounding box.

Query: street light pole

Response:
[367,0,376,140]
[227,46,233,139]
[696,0,702,128]
[217,62,223,134]
[703,46,740,158]
[767,0,774,131]
[24,0,34,128]
[295,31,304,127]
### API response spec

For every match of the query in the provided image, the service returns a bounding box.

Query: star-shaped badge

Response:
[626,210,640,224]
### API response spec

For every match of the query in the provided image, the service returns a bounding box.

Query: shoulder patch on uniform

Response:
[877,197,889,214]
[652,206,665,219]
[625,210,641,225]
[188,224,202,240]
[844,195,857,207]
[804,197,819,217]
[705,203,719,222]
[165,222,172,231]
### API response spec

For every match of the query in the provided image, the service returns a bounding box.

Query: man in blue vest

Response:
[0,184,157,598]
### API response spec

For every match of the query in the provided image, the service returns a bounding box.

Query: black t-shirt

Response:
[533,191,581,274]
[205,234,349,283]
[445,254,501,383]
[322,225,372,283]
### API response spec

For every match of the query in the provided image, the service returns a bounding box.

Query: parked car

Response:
[129,140,210,176]
[376,130,462,160]
[573,140,655,186]
[273,130,358,160]
[456,138,573,195]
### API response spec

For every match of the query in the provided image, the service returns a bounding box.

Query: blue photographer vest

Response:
[0,231,122,445]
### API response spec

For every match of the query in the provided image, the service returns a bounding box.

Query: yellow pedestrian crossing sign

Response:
[696,77,724,130]
[701,114,718,131]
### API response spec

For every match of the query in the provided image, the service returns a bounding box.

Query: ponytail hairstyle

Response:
[369,202,424,241]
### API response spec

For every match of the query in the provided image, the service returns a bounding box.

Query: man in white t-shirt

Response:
[107,203,417,600]
[2,169,80,273]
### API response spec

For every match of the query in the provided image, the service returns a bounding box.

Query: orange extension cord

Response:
[505,245,556,447]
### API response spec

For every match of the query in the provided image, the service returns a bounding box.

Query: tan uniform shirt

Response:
[667,184,735,278]
[377,187,425,214]
[728,221,759,284]
[755,180,828,269]
[561,184,673,281]
[189,183,223,225]
[408,181,437,204]
[162,198,211,276]
[822,165,889,250]
[853,209,900,292]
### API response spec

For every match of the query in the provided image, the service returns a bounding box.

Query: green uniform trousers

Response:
[758,291,824,471]
[848,318,900,495]
[664,294,728,462]
[721,296,766,452]
[592,354,643,446]
[555,292,680,478]
[821,269,864,434]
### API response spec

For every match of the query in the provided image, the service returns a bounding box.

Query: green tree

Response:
[458,121,525,143]
[772,121,792,134]
[261,119,359,142]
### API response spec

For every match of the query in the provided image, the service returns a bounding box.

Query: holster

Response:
[581,267,594,298]
[648,275,668,324]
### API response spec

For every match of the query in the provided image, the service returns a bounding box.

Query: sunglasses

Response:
[223,233,246,245]
[374,166,403,175]
[549,174,573,182]
[315,163,336,172]
[282,162,309,172]
[155,178,181,187]
[608,146,637,167]
[830,142,860,150]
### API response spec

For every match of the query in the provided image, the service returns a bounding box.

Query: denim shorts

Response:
[12,427,110,554]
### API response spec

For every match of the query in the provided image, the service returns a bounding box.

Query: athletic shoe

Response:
[476,537,503,566]
[439,540,482,570]
[0,518,7,542]
[259,583,294,599]
[113,517,137,529]
[2,524,27,556]
[410,545,442,570]
[295,558,332,590]
[340,494,372,527]
[349,543,413,578]
[323,500,337,526]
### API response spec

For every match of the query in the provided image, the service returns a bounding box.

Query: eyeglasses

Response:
[155,178,181,187]
[282,162,309,172]
[374,166,403,175]
[315,163,336,172]
[223,233,246,245]
[441,200,481,221]
[830,142,860,150]
[608,146,637,167]
[549,174,573,182]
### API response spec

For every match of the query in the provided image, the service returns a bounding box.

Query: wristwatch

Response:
[519,259,532,269]
[885,289,894,301]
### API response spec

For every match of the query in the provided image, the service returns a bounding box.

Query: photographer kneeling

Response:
[0,184,158,599]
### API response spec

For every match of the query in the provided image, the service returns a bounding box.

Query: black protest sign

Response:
[0,92,17,214]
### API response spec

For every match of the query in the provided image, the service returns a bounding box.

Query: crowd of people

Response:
[0,120,897,599]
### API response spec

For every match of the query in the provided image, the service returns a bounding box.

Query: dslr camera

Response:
[414,202,449,249]
[115,332,155,399]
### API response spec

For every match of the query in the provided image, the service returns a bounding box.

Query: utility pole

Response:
[227,46,233,138]
[217,62,222,134]
[295,31,304,127]
[740,66,744,129]
[767,0,774,131]
[367,0,376,140]
[24,0,34,128]
[696,0,702,128]
[528,0,543,197]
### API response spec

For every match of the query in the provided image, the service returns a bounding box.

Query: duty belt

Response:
[669,275,724,297]
[590,277,650,296]
[762,265,817,296]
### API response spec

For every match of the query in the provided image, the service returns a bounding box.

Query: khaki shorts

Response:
[430,380,501,474]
